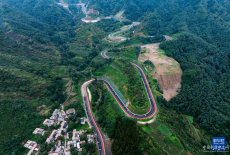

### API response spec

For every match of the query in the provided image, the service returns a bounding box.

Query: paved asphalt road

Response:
[101,50,110,59]
[81,50,157,154]
[100,50,157,118]
[109,24,132,40]
[81,80,105,155]
[101,64,157,119]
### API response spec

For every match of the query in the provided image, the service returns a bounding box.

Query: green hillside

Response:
[1,0,230,154]
[0,0,80,153]
[89,0,230,150]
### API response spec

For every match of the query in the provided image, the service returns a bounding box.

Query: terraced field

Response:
[142,121,184,155]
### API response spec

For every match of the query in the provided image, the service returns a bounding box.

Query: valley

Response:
[0,0,230,155]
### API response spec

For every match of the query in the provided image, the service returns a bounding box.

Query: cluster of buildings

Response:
[49,109,68,122]
[24,108,95,155]
[67,129,86,152]
[24,140,39,155]
[88,8,99,15]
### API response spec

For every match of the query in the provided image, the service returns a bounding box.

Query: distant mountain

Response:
[88,0,156,20]
[89,0,230,23]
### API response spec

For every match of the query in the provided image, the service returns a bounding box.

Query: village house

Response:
[33,128,45,136]
[67,141,72,150]
[48,153,59,155]
[104,17,112,19]
[132,22,141,26]
[24,140,40,155]
[43,119,54,126]
[24,140,37,150]
[78,129,85,135]
[58,110,66,122]
[50,109,60,120]
[65,151,71,155]
[88,8,99,15]
[56,2,69,9]
[49,146,65,155]
[87,134,94,143]
[80,117,88,125]
[67,140,84,153]
[46,130,57,144]
[72,129,80,142]
[57,121,67,136]
[76,142,82,153]
[55,146,64,153]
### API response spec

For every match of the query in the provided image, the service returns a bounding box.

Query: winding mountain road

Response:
[81,80,105,155]
[108,24,133,41]
[101,50,110,59]
[81,49,157,155]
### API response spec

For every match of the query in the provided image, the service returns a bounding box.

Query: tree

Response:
[112,116,142,155]
[68,122,76,131]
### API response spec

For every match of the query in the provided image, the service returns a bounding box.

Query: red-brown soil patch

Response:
[139,44,182,101]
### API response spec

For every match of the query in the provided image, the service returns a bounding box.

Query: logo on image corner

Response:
[212,137,226,151]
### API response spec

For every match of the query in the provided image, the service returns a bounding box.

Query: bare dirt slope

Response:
[138,44,182,101]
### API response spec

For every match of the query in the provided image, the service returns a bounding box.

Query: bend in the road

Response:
[100,50,157,119]
[81,47,157,155]
[101,50,110,59]
[108,24,133,41]
[81,80,105,155]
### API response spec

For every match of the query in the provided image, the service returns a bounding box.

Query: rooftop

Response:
[46,130,57,144]
[87,134,94,143]
[43,119,54,126]
[24,140,37,149]
[80,117,87,124]
[33,128,45,136]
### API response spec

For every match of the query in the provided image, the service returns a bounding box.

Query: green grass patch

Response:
[122,51,137,60]
[141,126,153,134]
[106,50,137,60]
[157,124,171,136]
[168,132,173,137]
[76,123,89,131]
[95,65,127,97]
[109,94,126,115]
[114,31,122,37]
[169,135,180,144]
[186,115,193,123]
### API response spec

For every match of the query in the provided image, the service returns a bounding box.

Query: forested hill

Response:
[1,0,81,44]
[0,0,82,154]
[90,0,230,145]
[88,0,155,20]
[140,0,230,145]
[1,0,230,153]
[89,0,230,22]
